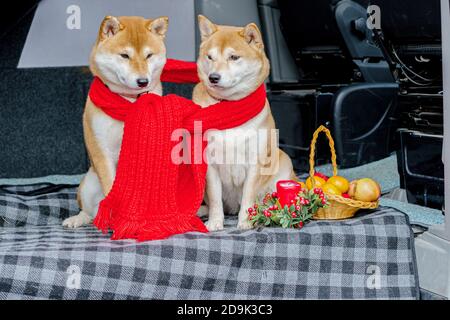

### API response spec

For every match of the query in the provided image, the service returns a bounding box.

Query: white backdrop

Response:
[18,0,196,68]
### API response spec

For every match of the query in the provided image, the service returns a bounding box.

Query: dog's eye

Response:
[229,55,240,61]
[120,53,130,59]
[146,53,153,59]
[207,54,213,60]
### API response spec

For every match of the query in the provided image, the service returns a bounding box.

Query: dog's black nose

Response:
[136,78,149,88]
[208,73,221,84]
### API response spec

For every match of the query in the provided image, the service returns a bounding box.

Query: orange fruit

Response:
[327,176,350,193]
[306,176,326,190]
[298,181,306,190]
[321,183,342,196]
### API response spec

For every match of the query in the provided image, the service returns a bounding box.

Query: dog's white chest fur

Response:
[205,104,269,212]
[91,113,124,164]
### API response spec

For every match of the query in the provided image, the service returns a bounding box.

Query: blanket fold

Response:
[89,59,266,241]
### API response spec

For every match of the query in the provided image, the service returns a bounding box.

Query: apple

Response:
[348,178,381,202]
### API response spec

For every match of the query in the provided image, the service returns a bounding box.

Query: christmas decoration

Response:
[249,126,382,225]
[248,180,328,229]
[276,180,303,208]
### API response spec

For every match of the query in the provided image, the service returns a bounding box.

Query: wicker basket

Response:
[309,125,379,220]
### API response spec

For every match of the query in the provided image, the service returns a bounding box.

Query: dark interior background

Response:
[0,3,194,178]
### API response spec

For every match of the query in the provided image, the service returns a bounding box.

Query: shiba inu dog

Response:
[193,15,296,230]
[63,15,169,228]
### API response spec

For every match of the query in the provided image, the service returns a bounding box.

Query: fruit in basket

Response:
[314,172,329,181]
[348,178,381,202]
[321,183,341,196]
[327,176,350,193]
[306,176,326,190]
[298,181,306,190]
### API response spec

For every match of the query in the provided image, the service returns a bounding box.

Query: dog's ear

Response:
[148,16,169,37]
[198,15,217,41]
[99,16,123,40]
[241,23,264,49]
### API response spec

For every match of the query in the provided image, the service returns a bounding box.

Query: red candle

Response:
[276,180,302,208]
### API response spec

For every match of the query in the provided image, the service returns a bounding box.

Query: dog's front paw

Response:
[237,219,253,230]
[62,211,92,228]
[205,218,224,232]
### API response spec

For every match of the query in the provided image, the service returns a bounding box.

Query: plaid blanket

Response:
[0,183,419,299]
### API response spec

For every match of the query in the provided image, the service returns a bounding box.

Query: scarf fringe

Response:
[95,207,208,241]
[93,200,113,234]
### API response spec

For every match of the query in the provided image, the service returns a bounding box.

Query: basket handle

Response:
[309,125,338,180]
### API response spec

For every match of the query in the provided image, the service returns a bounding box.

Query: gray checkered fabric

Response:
[0,184,78,227]
[0,184,419,299]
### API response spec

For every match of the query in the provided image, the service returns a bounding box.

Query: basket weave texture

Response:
[310,126,379,220]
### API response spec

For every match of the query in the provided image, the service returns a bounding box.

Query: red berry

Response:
[253,203,258,209]
[292,213,297,218]
[298,221,304,228]
[304,199,310,205]
[321,199,326,205]
[290,199,295,204]
[313,188,322,194]
[247,207,254,214]
[295,205,301,211]
[341,193,350,199]
[271,192,278,198]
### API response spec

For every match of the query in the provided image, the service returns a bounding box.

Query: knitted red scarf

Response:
[89,59,266,241]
